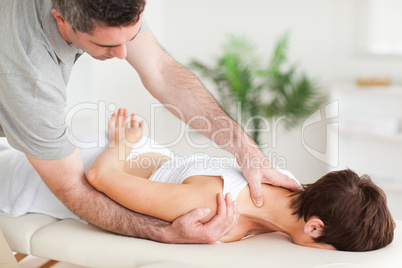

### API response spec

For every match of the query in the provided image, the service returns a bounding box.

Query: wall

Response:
[67,0,402,184]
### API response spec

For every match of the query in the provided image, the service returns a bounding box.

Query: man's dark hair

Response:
[291,169,395,251]
[51,0,146,33]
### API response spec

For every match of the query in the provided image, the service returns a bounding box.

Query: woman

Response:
[87,109,395,252]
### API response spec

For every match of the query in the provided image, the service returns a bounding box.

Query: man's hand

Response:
[241,152,302,207]
[164,193,239,244]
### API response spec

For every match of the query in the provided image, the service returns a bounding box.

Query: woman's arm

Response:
[88,109,222,223]
[88,167,218,223]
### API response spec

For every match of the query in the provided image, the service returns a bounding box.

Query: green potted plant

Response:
[189,33,325,145]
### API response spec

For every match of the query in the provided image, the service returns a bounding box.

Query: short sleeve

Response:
[0,74,76,160]
[140,18,149,33]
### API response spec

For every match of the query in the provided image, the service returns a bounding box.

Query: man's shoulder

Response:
[0,0,45,26]
[0,2,67,91]
[0,0,54,69]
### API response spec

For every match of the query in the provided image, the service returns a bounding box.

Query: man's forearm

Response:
[156,58,266,164]
[126,31,260,161]
[26,149,174,242]
[70,181,174,242]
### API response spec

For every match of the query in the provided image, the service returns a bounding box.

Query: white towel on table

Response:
[0,133,171,221]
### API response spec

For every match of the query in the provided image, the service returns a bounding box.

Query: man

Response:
[0,0,300,243]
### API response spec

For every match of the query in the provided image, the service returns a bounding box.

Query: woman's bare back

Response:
[121,152,276,242]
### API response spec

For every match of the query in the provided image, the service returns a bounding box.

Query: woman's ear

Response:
[304,216,325,238]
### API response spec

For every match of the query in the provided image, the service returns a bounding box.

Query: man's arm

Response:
[26,149,238,243]
[126,30,301,207]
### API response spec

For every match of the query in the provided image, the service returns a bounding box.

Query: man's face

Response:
[66,21,142,60]
[52,9,142,60]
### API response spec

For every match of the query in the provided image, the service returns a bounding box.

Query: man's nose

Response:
[110,44,127,59]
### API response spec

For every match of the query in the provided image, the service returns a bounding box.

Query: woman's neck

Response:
[221,184,306,243]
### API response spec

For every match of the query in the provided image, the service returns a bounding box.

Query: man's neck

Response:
[57,23,71,44]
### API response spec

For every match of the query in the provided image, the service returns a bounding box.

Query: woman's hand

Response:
[108,108,146,147]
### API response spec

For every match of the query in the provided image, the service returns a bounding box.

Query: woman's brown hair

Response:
[291,169,395,251]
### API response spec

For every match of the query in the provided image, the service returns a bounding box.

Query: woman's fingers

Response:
[139,120,146,132]
[130,113,146,130]
[109,113,117,129]
[116,108,123,127]
[130,114,136,128]
[118,111,124,127]
[112,109,145,131]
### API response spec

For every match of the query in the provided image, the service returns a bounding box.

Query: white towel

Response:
[0,134,172,221]
[0,137,84,221]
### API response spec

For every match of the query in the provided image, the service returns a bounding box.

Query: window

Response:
[355,0,402,55]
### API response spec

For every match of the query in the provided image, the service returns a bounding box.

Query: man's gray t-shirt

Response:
[0,0,148,160]
[0,0,81,159]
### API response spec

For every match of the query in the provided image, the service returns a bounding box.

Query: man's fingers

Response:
[225,193,233,219]
[180,207,211,224]
[248,177,263,207]
[261,171,303,192]
[208,193,239,234]
[169,193,239,244]
[224,193,239,227]
[286,177,303,192]
[277,177,302,192]
[215,193,226,216]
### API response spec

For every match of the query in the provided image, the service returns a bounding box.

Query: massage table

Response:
[0,214,400,268]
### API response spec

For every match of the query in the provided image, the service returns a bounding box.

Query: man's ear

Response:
[51,9,73,43]
[304,216,325,238]
[51,9,67,25]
